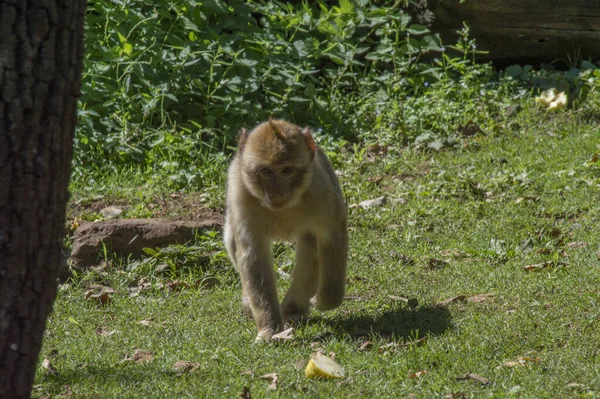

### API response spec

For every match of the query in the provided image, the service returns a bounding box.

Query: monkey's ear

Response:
[238,128,250,152]
[302,127,316,158]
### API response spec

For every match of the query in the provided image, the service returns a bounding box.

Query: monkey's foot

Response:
[281,302,310,324]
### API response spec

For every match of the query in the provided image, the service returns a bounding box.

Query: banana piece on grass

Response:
[535,88,567,110]
[305,353,345,379]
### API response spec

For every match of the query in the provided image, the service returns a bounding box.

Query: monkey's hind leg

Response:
[281,233,318,322]
[314,223,348,311]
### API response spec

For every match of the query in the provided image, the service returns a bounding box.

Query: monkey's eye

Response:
[282,167,295,175]
[258,167,273,175]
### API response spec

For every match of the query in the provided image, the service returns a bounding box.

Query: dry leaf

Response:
[445,393,466,399]
[515,195,539,204]
[138,318,154,327]
[524,260,565,272]
[428,258,449,270]
[456,373,490,385]
[196,275,220,289]
[567,241,587,249]
[167,280,191,292]
[367,176,384,184]
[355,196,387,209]
[41,358,58,376]
[260,372,278,390]
[466,293,495,303]
[408,370,428,379]
[240,386,252,399]
[358,341,373,351]
[100,206,123,218]
[272,327,295,341]
[84,285,115,305]
[126,349,153,363]
[367,143,389,156]
[173,360,201,374]
[457,120,484,137]
[378,342,398,354]
[436,295,467,307]
[95,327,118,337]
[499,356,541,368]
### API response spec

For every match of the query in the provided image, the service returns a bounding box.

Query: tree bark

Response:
[0,1,86,397]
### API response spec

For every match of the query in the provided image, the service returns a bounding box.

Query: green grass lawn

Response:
[35,102,600,398]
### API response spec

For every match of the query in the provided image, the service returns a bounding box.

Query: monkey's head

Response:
[238,119,316,211]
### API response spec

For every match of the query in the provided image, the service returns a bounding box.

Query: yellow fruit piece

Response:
[305,353,345,379]
[548,91,567,111]
[535,88,559,106]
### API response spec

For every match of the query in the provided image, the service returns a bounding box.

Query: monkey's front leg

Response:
[236,234,284,341]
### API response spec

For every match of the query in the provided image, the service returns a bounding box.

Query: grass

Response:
[35,98,600,398]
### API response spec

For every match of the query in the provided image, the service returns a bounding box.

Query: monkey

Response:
[223,119,348,341]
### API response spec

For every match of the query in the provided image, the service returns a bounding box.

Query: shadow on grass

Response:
[312,305,452,341]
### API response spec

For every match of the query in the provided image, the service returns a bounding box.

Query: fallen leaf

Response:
[428,258,449,270]
[41,358,58,376]
[408,370,428,379]
[515,195,539,204]
[99,206,123,218]
[295,359,307,370]
[566,382,588,391]
[567,241,587,249]
[84,284,115,305]
[445,393,466,399]
[173,360,201,374]
[167,280,191,292]
[138,318,154,327]
[524,260,565,272]
[436,295,467,307]
[456,373,490,385]
[154,263,170,273]
[353,196,387,209]
[378,342,398,354]
[125,349,153,363]
[196,275,221,289]
[367,176,384,184]
[240,386,252,399]
[499,356,541,368]
[95,327,118,337]
[260,372,278,390]
[466,293,495,303]
[367,143,388,156]
[272,327,295,341]
[358,341,373,351]
[457,120,484,137]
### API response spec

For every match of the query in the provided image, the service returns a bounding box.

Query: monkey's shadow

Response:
[308,305,452,341]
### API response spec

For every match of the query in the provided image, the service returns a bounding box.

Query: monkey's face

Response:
[249,163,312,210]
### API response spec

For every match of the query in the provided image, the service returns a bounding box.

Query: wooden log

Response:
[430,0,600,64]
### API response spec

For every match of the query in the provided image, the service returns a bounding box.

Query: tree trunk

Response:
[430,0,600,65]
[0,1,86,397]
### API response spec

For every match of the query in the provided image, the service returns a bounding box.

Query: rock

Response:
[99,206,123,218]
[69,218,223,269]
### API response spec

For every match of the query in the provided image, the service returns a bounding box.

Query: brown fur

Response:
[224,119,348,341]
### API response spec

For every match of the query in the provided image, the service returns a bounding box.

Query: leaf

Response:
[567,241,587,249]
[95,327,118,337]
[498,356,541,368]
[123,43,133,55]
[272,327,295,341]
[456,373,490,385]
[505,64,523,78]
[436,295,467,307]
[466,293,495,303]
[125,349,153,363]
[524,260,565,272]
[260,372,279,390]
[41,358,58,376]
[239,387,252,399]
[173,360,201,374]
[428,258,449,270]
[358,341,373,351]
[349,196,387,209]
[138,318,154,327]
[408,370,428,379]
